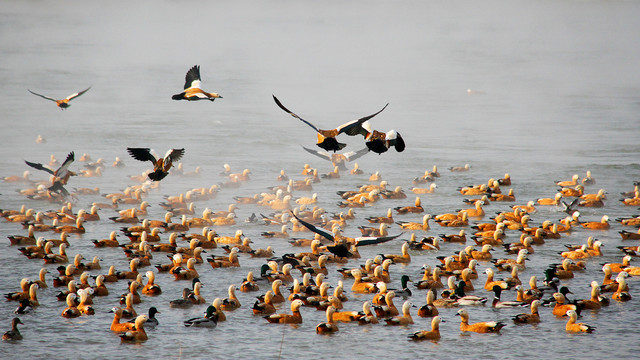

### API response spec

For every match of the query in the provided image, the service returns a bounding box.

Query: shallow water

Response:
[1,0,640,358]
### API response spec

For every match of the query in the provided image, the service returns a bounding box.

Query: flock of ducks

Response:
[2,67,638,348]
[3,151,639,347]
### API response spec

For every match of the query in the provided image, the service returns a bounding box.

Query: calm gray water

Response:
[1,0,640,358]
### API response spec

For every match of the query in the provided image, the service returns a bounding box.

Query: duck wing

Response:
[273,95,320,132]
[338,103,389,137]
[28,89,57,102]
[24,160,55,175]
[343,147,370,162]
[301,146,331,161]
[354,233,403,247]
[127,148,157,164]
[66,86,91,101]
[55,151,75,178]
[165,148,185,162]
[183,65,202,89]
[290,212,334,242]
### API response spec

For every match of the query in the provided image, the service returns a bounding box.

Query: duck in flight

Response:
[172,65,222,101]
[25,151,76,196]
[301,146,369,170]
[273,95,388,152]
[126,148,185,181]
[28,87,91,110]
[362,122,405,154]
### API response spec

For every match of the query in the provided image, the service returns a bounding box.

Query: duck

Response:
[208,248,240,268]
[170,288,196,308]
[264,299,304,324]
[273,95,387,152]
[512,299,541,324]
[75,289,94,315]
[141,271,162,296]
[126,148,185,181]
[384,301,414,326]
[580,215,610,230]
[351,269,378,293]
[240,271,260,292]
[612,274,632,302]
[173,258,200,280]
[552,293,579,317]
[396,214,432,231]
[409,183,438,194]
[184,305,218,328]
[14,299,34,315]
[221,284,241,311]
[484,268,508,291]
[417,290,439,318]
[565,310,595,333]
[363,124,406,154]
[382,242,411,264]
[316,306,339,334]
[451,281,488,306]
[439,229,467,243]
[394,197,423,214]
[408,316,443,341]
[119,315,149,342]
[491,285,527,308]
[2,318,23,341]
[28,87,91,109]
[61,293,81,318]
[456,308,506,333]
[172,65,221,101]
[373,291,399,318]
[253,290,277,315]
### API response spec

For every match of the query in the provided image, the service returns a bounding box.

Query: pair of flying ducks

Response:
[28,65,222,109]
[273,95,405,155]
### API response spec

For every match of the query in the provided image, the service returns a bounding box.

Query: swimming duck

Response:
[240,271,260,292]
[170,288,196,308]
[28,86,91,110]
[484,268,508,291]
[456,308,505,333]
[119,315,148,342]
[409,316,443,341]
[2,318,23,341]
[61,293,81,318]
[565,310,595,333]
[184,305,218,328]
[451,281,487,306]
[417,290,439,318]
[76,289,94,315]
[253,290,277,315]
[14,299,33,315]
[373,291,399,318]
[127,148,185,181]
[394,197,423,214]
[381,242,411,264]
[552,293,578,317]
[110,307,136,332]
[491,285,527,308]
[316,306,339,334]
[612,274,631,302]
[580,215,610,230]
[142,271,162,296]
[221,284,241,311]
[172,65,221,101]
[264,299,304,324]
[273,95,388,152]
[384,301,414,326]
[512,300,541,324]
[396,214,431,231]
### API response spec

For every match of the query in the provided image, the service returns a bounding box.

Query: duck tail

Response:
[172,92,186,100]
